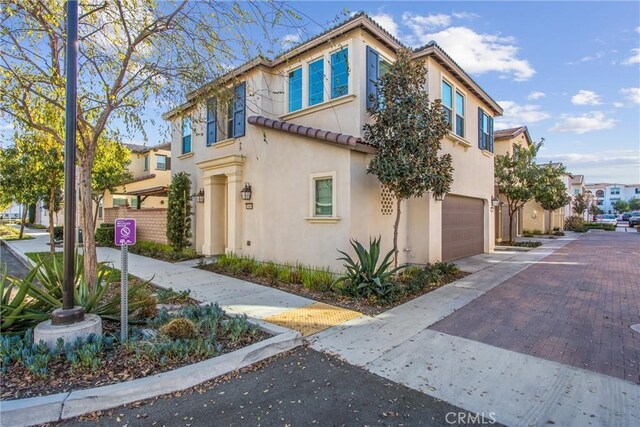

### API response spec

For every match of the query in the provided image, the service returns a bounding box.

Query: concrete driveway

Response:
[432,231,640,384]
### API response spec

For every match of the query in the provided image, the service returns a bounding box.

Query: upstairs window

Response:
[574,188,580,195]
[288,68,302,112]
[206,98,217,146]
[610,188,620,195]
[182,116,192,154]
[156,154,167,171]
[227,100,233,139]
[478,108,494,152]
[143,155,149,171]
[331,48,348,99]
[366,46,393,109]
[442,80,453,128]
[308,59,324,107]
[635,188,640,194]
[455,91,465,138]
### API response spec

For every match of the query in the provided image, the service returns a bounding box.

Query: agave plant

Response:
[332,237,403,300]
[0,253,154,335]
[27,252,152,319]
[1,265,50,334]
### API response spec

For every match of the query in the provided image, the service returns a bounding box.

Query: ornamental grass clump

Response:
[160,318,198,340]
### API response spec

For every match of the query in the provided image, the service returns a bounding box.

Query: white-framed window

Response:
[309,172,337,218]
[143,155,149,171]
[441,79,453,128]
[574,188,580,195]
[156,154,167,171]
[455,90,465,138]
[97,202,103,220]
[610,188,620,195]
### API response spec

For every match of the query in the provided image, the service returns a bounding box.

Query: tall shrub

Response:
[166,172,193,252]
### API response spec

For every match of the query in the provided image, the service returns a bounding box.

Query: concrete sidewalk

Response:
[310,233,640,427]
[3,233,315,321]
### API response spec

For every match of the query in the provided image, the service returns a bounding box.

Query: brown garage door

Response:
[442,195,484,261]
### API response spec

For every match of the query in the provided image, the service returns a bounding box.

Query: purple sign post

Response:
[114,218,136,341]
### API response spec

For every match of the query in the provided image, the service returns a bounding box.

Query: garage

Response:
[442,195,485,261]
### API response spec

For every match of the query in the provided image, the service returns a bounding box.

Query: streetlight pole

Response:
[52,0,84,325]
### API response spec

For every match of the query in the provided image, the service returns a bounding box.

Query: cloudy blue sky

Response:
[285,1,639,185]
[2,1,638,185]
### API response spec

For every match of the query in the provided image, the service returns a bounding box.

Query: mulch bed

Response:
[198,267,469,317]
[1,319,269,401]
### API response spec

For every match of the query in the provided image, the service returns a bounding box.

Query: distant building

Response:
[585,183,640,213]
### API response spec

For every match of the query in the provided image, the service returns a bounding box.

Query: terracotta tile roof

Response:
[494,126,528,139]
[248,116,368,149]
[570,174,584,185]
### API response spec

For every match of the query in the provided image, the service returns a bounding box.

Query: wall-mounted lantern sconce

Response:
[195,188,205,203]
[434,193,445,202]
[491,195,500,207]
[240,183,252,201]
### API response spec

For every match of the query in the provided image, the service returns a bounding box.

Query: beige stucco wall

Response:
[169,29,498,270]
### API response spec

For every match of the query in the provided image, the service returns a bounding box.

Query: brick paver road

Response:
[431,232,640,383]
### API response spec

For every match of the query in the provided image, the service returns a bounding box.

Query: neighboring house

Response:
[585,183,640,214]
[493,126,531,241]
[569,174,588,219]
[99,143,172,244]
[164,13,502,269]
[97,142,171,221]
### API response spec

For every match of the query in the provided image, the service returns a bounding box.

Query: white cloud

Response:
[410,26,535,81]
[550,112,616,134]
[622,48,640,65]
[370,12,399,38]
[613,102,625,108]
[636,26,640,34]
[566,51,604,65]
[527,91,546,100]
[495,101,551,130]
[621,87,640,104]
[402,12,451,31]
[571,90,602,106]
[451,11,479,20]
[537,149,640,184]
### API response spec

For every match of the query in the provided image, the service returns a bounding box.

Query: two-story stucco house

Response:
[96,143,171,223]
[164,13,502,270]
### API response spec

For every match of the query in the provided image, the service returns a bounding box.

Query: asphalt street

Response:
[64,348,491,427]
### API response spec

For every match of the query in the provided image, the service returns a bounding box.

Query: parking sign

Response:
[114,218,136,246]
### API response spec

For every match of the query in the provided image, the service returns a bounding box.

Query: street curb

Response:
[0,327,302,427]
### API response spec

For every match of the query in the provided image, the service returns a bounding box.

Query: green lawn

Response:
[0,225,34,240]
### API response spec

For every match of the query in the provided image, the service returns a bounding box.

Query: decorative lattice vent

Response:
[381,185,393,215]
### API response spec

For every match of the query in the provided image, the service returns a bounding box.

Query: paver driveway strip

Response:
[431,232,640,384]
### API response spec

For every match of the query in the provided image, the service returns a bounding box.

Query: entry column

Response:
[226,172,243,254]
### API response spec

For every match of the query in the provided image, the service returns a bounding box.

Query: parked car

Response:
[621,212,632,221]
[629,215,640,227]
[595,214,617,226]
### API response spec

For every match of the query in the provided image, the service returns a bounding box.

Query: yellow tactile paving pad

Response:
[264,302,362,337]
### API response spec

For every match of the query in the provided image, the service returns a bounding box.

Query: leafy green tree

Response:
[91,141,133,228]
[572,192,591,217]
[534,163,571,232]
[628,197,640,211]
[1,0,301,285]
[364,49,453,265]
[166,172,193,252]
[589,203,603,218]
[613,199,629,213]
[495,142,543,244]
[0,134,47,239]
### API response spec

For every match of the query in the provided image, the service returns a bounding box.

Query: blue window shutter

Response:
[478,107,483,150]
[488,115,494,152]
[366,46,379,109]
[233,82,246,138]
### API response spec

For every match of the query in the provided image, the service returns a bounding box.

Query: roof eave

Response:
[414,45,503,117]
